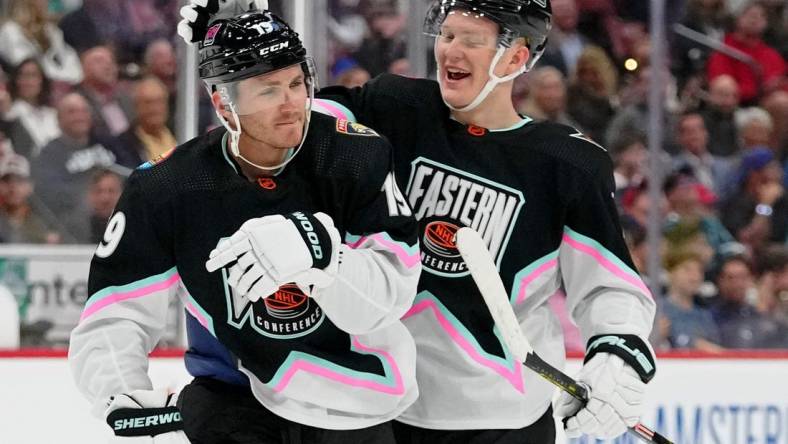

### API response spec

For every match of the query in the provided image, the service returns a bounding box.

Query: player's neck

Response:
[451,92,522,130]
[235,136,288,179]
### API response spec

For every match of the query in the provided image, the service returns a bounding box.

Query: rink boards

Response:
[0,351,786,444]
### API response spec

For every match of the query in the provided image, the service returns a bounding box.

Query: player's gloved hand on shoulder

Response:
[555,334,656,440]
[104,389,190,443]
[177,0,268,44]
[206,212,341,301]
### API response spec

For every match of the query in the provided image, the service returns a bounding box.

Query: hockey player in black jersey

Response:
[70,9,421,444]
[179,1,659,442]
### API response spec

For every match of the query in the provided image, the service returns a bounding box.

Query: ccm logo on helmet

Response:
[292,212,323,260]
[259,41,290,56]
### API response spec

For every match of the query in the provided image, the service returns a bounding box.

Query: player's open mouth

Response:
[446,68,470,81]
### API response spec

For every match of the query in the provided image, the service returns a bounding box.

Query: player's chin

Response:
[440,91,472,109]
[274,127,304,148]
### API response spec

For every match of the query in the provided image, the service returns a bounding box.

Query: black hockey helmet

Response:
[424,0,552,69]
[197,10,316,171]
[198,10,310,88]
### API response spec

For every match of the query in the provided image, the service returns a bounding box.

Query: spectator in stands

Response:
[141,38,214,135]
[60,0,177,66]
[711,254,785,348]
[759,0,788,59]
[331,56,371,89]
[518,66,580,128]
[64,168,123,243]
[606,67,679,153]
[736,106,774,150]
[707,1,786,105]
[141,38,178,130]
[660,249,723,351]
[672,111,737,194]
[620,180,667,231]
[0,153,59,244]
[0,0,82,85]
[663,168,738,272]
[663,219,716,275]
[352,0,406,77]
[74,45,133,138]
[328,0,368,54]
[31,92,117,243]
[700,75,741,157]
[59,0,110,53]
[754,245,788,325]
[114,77,175,169]
[620,216,651,276]
[143,39,177,93]
[3,59,60,158]
[566,45,618,143]
[611,134,648,192]
[720,147,787,253]
[0,64,34,156]
[539,0,587,76]
[761,91,788,155]
[672,0,731,86]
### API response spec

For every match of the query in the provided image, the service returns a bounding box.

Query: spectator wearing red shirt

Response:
[707,1,786,105]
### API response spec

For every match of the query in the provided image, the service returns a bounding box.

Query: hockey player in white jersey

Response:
[70,6,421,444]
[179,1,658,443]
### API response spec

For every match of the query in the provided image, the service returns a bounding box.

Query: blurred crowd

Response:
[0,0,785,350]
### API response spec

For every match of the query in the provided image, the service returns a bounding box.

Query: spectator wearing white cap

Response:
[0,153,60,243]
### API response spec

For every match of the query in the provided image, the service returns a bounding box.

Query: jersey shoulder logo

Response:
[138,147,175,170]
[336,119,378,137]
[406,157,525,277]
[569,130,606,152]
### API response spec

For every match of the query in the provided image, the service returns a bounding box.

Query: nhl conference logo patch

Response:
[423,221,461,259]
[406,157,524,277]
[335,119,378,137]
[224,273,325,339]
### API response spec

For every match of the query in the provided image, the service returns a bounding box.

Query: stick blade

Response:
[455,227,533,362]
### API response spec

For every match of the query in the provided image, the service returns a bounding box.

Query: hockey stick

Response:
[455,227,673,444]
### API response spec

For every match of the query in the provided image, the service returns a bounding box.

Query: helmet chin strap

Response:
[216,81,315,173]
[439,45,528,113]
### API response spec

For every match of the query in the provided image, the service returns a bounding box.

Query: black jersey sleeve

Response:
[311,134,421,335]
[68,169,180,416]
[555,138,656,346]
[315,73,439,128]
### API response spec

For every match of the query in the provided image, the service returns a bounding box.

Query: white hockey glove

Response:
[104,389,190,443]
[555,334,656,440]
[177,0,268,44]
[206,212,341,301]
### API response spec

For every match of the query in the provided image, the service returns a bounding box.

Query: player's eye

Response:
[290,79,304,89]
[258,87,277,96]
[438,29,455,42]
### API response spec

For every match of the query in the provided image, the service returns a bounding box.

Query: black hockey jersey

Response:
[68,112,421,430]
[316,74,656,429]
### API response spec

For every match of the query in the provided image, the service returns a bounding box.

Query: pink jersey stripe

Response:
[351,336,404,390]
[184,299,210,332]
[270,338,405,395]
[515,258,558,304]
[312,100,351,120]
[346,234,421,268]
[80,273,181,322]
[404,299,524,392]
[561,234,652,297]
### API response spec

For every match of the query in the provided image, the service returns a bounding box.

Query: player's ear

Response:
[506,39,530,76]
[210,91,235,127]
